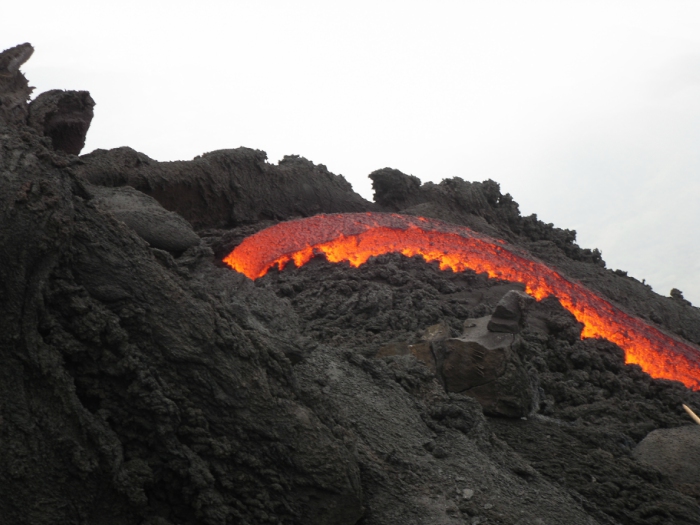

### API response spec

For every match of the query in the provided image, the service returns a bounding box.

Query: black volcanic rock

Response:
[369,167,423,210]
[371,167,604,265]
[3,43,700,525]
[0,105,363,525]
[0,43,34,127]
[74,147,374,230]
[439,317,534,417]
[28,89,95,155]
[487,289,535,333]
[90,185,200,253]
[633,425,700,497]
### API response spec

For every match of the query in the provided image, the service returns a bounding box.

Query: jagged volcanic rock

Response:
[0,43,34,127]
[439,317,534,418]
[73,147,374,229]
[2,43,700,525]
[28,89,95,155]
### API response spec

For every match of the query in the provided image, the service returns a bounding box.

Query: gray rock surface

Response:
[439,317,534,417]
[633,425,700,497]
[28,89,95,155]
[369,166,700,346]
[3,42,700,525]
[90,185,200,252]
[257,245,700,524]
[73,147,374,229]
[0,43,34,127]
[488,289,536,333]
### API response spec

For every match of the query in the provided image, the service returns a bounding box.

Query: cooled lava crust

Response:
[224,212,700,390]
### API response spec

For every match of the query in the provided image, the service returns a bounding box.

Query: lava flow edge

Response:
[223,213,700,391]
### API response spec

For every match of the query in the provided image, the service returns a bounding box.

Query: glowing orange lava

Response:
[224,213,700,390]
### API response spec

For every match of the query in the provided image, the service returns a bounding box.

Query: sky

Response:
[4,1,700,305]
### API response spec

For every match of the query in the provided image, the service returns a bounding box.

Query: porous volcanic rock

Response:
[4,42,700,525]
[254,249,700,524]
[28,89,95,155]
[74,147,374,229]
[0,43,34,127]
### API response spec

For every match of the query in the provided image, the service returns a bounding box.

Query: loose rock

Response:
[633,425,700,497]
[487,289,535,334]
[437,317,534,417]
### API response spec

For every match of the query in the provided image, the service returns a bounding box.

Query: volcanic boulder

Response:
[377,316,534,418]
[376,322,451,376]
[487,289,535,333]
[633,425,700,498]
[368,167,424,210]
[437,317,534,417]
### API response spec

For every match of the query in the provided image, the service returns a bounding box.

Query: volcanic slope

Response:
[2,43,700,525]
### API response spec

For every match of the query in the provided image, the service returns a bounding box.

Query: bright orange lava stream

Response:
[224,213,700,390]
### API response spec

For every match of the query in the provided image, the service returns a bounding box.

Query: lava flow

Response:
[224,212,700,390]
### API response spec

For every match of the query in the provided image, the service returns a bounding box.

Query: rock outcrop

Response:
[3,42,700,525]
[0,43,34,127]
[73,147,374,229]
[487,289,535,333]
[379,315,535,418]
[28,89,95,155]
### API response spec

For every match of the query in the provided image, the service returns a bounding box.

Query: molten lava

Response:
[224,213,700,390]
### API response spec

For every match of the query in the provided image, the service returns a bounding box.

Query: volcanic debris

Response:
[2,42,700,525]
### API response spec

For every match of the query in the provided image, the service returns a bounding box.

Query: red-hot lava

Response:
[224,213,700,390]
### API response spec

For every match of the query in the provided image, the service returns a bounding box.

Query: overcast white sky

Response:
[5,1,700,305]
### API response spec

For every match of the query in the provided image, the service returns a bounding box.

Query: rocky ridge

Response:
[2,43,700,525]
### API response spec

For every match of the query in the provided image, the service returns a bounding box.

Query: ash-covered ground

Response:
[2,43,700,525]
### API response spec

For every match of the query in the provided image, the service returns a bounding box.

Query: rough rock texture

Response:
[0,43,34,127]
[368,167,700,346]
[28,89,95,155]
[439,317,534,417]
[633,426,700,497]
[377,316,535,417]
[369,167,601,264]
[488,289,535,333]
[1,125,363,525]
[72,147,374,229]
[90,185,200,252]
[256,255,700,524]
[3,43,700,525]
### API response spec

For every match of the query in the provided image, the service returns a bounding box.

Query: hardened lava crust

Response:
[2,43,700,525]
